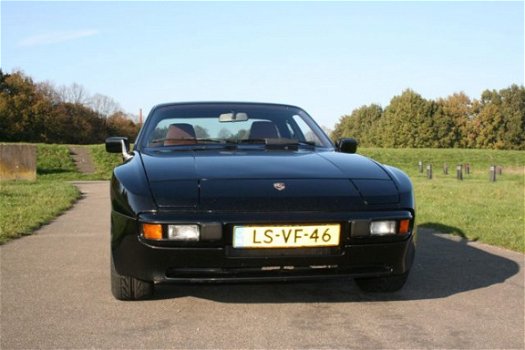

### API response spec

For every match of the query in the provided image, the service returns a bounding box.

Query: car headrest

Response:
[249,121,279,139]
[165,123,197,145]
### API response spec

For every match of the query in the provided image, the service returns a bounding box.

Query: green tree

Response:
[434,92,474,148]
[474,86,525,150]
[380,89,434,148]
[475,89,505,149]
[499,85,525,150]
[331,114,351,141]
[356,104,383,146]
[0,70,53,143]
[331,104,383,146]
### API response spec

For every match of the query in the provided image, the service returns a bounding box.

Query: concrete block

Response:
[0,144,37,181]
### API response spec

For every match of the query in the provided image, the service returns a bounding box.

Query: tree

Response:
[472,86,525,150]
[36,81,61,105]
[3,69,523,149]
[89,93,122,117]
[475,89,506,149]
[331,104,383,146]
[106,112,140,142]
[50,102,105,144]
[0,70,53,143]
[354,104,383,146]
[434,92,473,148]
[0,70,139,144]
[57,82,89,105]
[499,85,525,150]
[380,89,434,148]
[331,114,352,141]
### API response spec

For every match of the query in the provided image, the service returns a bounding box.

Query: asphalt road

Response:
[1,181,523,349]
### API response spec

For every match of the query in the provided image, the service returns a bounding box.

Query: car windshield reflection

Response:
[140,103,332,150]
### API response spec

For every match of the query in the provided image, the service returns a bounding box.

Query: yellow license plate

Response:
[233,224,340,248]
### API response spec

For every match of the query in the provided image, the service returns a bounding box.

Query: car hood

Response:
[140,150,400,210]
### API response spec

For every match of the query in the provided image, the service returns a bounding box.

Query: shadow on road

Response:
[153,229,521,303]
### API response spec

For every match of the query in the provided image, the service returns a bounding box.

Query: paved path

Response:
[68,145,96,174]
[1,182,523,349]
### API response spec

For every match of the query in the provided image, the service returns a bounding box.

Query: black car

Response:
[106,102,416,300]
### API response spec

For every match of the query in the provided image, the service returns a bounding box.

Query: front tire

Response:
[354,271,409,292]
[111,257,154,300]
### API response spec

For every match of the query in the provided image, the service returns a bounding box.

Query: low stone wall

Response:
[0,144,37,181]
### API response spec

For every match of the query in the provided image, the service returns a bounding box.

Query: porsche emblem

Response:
[273,182,286,191]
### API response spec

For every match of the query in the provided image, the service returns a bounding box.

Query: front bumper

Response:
[111,210,416,283]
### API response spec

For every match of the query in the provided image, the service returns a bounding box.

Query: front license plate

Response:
[233,224,341,248]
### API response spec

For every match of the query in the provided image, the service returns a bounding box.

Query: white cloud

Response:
[18,29,99,47]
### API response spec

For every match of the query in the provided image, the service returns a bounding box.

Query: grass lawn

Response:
[360,148,524,252]
[0,179,80,244]
[0,144,122,244]
[88,144,123,180]
[0,144,82,244]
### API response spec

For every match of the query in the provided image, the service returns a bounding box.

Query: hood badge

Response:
[273,182,286,191]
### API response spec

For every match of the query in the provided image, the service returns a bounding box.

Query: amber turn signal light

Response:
[143,223,163,240]
[398,219,410,235]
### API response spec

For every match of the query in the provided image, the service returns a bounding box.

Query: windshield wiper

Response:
[239,138,316,149]
[238,138,266,145]
[149,137,316,150]
[197,138,236,145]
[295,140,316,147]
[150,138,237,147]
[150,137,196,144]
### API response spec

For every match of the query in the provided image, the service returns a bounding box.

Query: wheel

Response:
[111,257,154,300]
[354,271,409,293]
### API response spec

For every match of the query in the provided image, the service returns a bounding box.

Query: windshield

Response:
[138,103,333,150]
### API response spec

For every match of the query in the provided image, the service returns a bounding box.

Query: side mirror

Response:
[105,136,133,160]
[337,138,358,154]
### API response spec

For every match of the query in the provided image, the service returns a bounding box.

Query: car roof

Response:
[150,101,304,111]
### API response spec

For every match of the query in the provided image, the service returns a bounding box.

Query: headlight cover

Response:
[167,225,200,241]
[370,220,397,236]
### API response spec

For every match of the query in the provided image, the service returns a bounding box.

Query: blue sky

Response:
[1,1,523,128]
